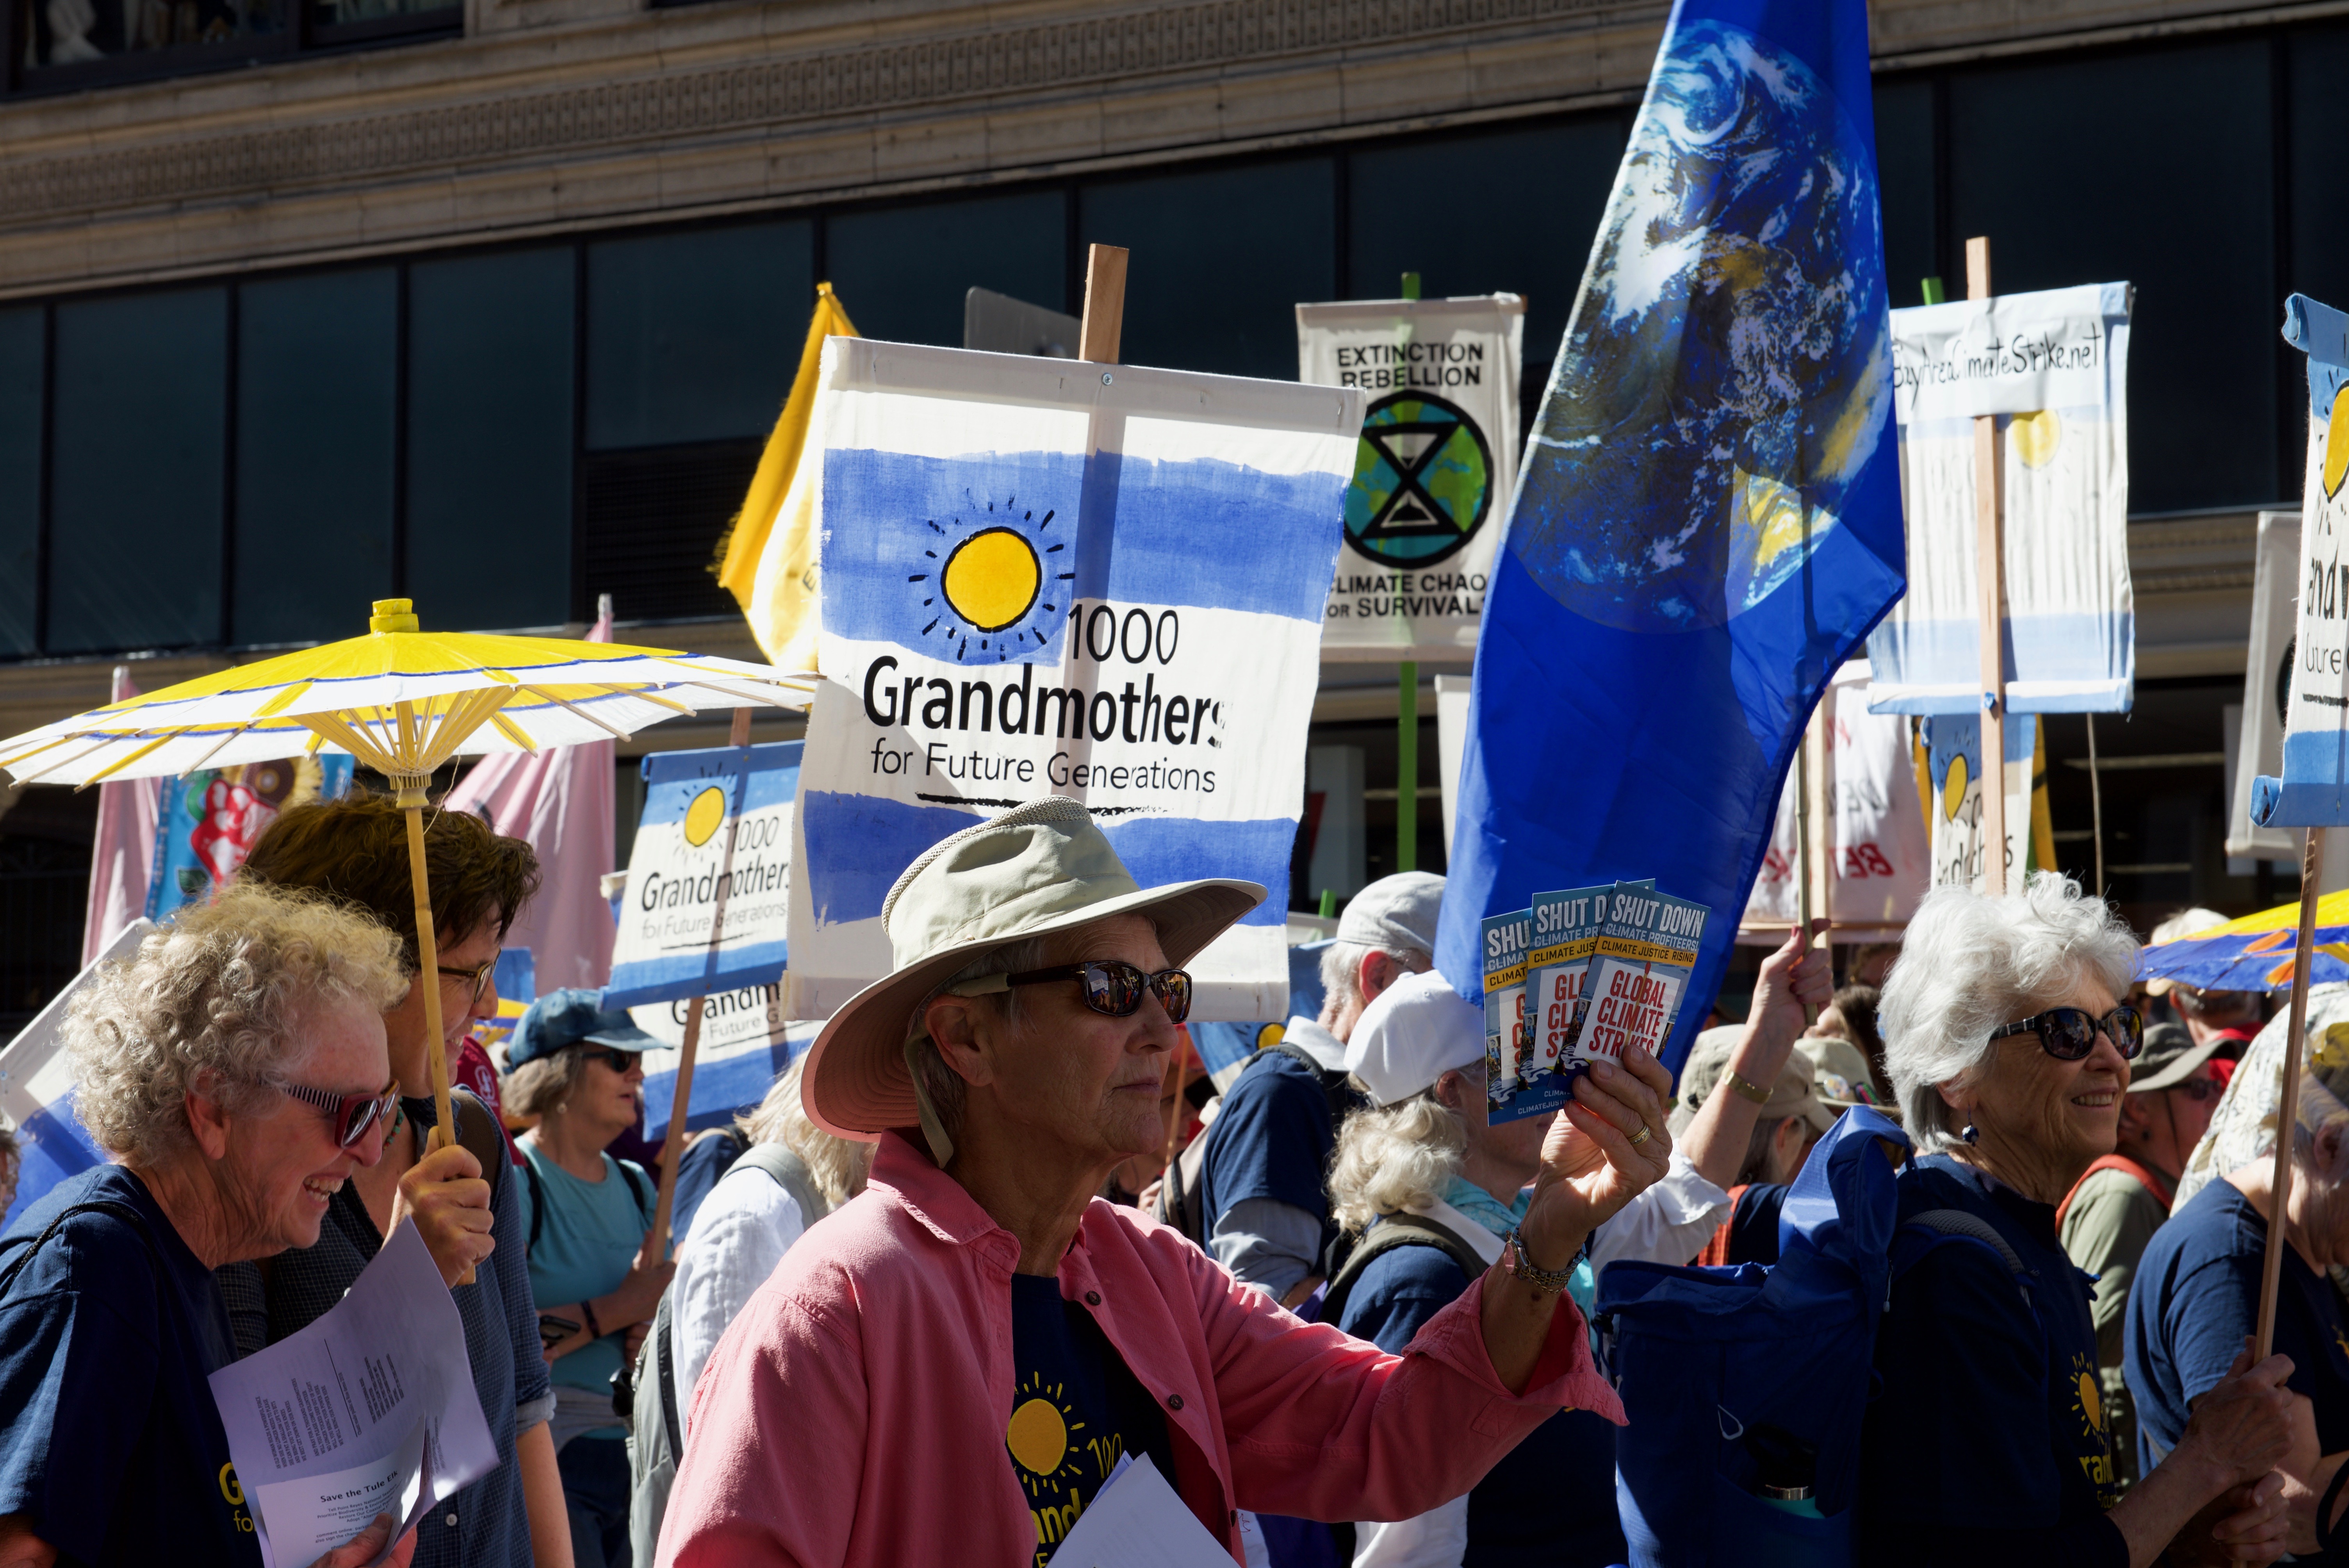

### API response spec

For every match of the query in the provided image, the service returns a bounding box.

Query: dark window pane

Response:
[235,268,397,648]
[1874,79,1937,310]
[0,308,39,657]
[49,288,227,654]
[586,222,811,451]
[1948,41,2276,513]
[1081,160,1336,380]
[2291,25,2349,330]
[827,191,1069,349]
[23,0,283,71]
[408,249,576,632]
[1349,117,1626,382]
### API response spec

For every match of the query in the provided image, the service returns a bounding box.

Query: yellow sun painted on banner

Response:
[2326,386,2349,500]
[909,495,1073,664]
[2010,410,2063,470]
[1941,753,1969,823]
[945,528,1043,632]
[683,785,726,847]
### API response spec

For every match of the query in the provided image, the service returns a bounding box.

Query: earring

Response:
[1960,1124,1980,1145]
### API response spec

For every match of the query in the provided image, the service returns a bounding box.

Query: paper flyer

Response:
[1506,883,1613,1122]
[1571,885,1710,1072]
[209,1221,499,1568]
[1479,909,1534,1114]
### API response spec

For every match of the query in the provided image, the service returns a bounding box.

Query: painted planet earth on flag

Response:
[1512,18,1892,635]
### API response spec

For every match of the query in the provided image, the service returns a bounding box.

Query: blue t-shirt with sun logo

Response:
[1005,1274,1175,1566]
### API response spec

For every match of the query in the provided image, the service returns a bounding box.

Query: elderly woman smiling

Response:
[660,798,1673,1567]
[0,884,420,1568]
[1862,876,2300,1567]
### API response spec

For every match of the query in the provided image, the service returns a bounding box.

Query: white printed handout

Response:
[1046,1454,1233,1568]
[210,1221,499,1568]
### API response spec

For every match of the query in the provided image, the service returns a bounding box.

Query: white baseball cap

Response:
[1343,967,1485,1107]
[1336,871,1445,954]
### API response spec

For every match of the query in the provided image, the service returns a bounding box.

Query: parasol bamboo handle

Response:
[2256,824,2326,1361]
[404,801,474,1286]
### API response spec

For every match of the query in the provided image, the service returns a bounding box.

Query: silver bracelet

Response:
[1501,1228,1577,1295]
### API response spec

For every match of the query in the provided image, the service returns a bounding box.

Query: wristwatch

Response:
[1501,1228,1578,1296]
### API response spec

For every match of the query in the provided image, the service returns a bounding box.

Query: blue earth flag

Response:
[1435,0,1906,1074]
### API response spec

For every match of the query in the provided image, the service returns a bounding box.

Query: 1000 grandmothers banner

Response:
[785,339,1362,1021]
[1297,295,1523,657]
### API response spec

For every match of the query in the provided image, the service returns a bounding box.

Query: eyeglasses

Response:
[282,1079,400,1149]
[2169,1074,2226,1104]
[581,1047,642,1074]
[1987,1005,2145,1062]
[959,960,1194,1024]
[437,952,501,1008]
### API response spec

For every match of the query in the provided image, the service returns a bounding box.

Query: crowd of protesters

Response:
[2,784,2346,1568]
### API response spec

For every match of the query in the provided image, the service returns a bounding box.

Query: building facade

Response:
[1,0,2341,1023]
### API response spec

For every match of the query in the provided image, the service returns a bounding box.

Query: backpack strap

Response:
[2055,1154,2174,1230]
[728,1143,832,1228]
[1263,1040,1359,1132]
[524,1156,547,1252]
[653,1287,683,1460]
[618,1158,650,1221]
[0,1199,164,1299]
[1900,1207,2033,1311]
[446,1087,508,1188]
[1317,1210,1488,1329]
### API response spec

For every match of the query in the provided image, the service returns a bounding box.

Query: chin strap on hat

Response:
[903,1032,957,1169]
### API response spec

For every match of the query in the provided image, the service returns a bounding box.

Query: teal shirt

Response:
[515,1142,655,1402]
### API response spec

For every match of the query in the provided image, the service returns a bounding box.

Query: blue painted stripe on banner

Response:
[642,741,804,790]
[639,745,802,824]
[801,790,1291,928]
[821,447,1341,659]
[1867,611,2134,715]
[602,941,789,1010]
[642,1034,814,1134]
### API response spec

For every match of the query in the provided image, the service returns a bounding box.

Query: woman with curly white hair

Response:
[0,883,421,1568]
[1861,874,2300,1566]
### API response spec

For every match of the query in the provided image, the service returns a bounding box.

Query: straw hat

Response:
[800,796,1263,1142]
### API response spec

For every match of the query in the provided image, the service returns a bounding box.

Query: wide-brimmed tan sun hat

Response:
[800,796,1264,1142]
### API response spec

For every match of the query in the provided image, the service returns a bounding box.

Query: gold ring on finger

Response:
[1628,1123,1652,1147]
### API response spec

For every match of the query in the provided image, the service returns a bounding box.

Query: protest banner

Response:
[1297,295,1524,659]
[783,336,1362,1022]
[1574,886,1709,1074]
[1868,283,2135,716]
[147,754,354,923]
[604,740,800,1009]
[634,987,818,1135]
[0,918,151,1231]
[2229,511,2300,865]
[1923,712,2038,893]
[1743,662,1928,940]
[2242,291,2349,1361]
[1435,0,1907,1075]
[1480,909,1533,1114]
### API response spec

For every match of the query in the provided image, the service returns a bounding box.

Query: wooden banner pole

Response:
[1080,244,1128,365]
[644,703,754,1265]
[2257,824,2326,1360]
[1968,237,2010,896]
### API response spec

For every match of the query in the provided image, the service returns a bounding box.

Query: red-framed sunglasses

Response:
[282,1079,400,1148]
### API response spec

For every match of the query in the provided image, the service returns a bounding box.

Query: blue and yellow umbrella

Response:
[2138,890,2349,992]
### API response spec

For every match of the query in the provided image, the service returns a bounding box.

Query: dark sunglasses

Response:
[1987,1005,2145,1062]
[282,1079,400,1149]
[2171,1074,2225,1104]
[959,960,1193,1024]
[582,1047,643,1074]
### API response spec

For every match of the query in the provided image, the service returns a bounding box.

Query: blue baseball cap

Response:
[507,988,659,1069]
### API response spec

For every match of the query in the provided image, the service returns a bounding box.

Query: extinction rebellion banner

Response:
[1867,283,2135,716]
[1297,295,1524,657]
[785,338,1362,1021]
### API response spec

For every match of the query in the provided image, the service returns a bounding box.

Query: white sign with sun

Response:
[782,339,1362,1021]
[1867,282,2135,718]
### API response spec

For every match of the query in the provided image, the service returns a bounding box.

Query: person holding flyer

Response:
[0,885,421,1568]
[660,799,1673,1568]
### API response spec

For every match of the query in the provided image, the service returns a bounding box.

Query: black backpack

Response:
[1157,1041,1363,1247]
[1314,1209,1487,1329]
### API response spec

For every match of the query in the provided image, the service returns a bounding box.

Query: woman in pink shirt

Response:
[658,799,1674,1568]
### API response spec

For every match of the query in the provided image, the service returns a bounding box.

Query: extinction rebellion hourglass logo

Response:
[1343,390,1497,570]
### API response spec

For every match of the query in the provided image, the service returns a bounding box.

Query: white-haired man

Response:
[1197,872,1443,1305]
